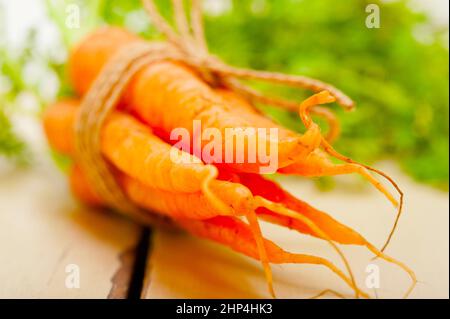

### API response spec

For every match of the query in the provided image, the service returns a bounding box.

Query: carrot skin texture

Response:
[234,172,366,246]
[177,215,296,262]
[68,152,365,246]
[69,27,140,95]
[68,166,259,259]
[44,102,362,245]
[69,164,104,206]
[69,164,355,294]
[279,149,355,176]
[69,27,322,172]
[68,162,414,299]
[214,90,348,177]
[43,99,214,193]
[68,164,350,277]
[42,99,78,155]
[69,163,252,220]
[67,165,257,250]
[122,177,253,219]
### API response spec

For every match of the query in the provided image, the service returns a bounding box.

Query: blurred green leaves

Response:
[0,109,29,165]
[203,0,449,188]
[0,28,38,165]
[1,0,448,189]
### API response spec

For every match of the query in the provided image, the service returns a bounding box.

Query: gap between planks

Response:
[108,227,153,299]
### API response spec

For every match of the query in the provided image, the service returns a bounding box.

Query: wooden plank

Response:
[0,160,142,298]
[141,163,449,299]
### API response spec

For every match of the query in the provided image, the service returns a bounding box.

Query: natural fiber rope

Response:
[74,0,354,225]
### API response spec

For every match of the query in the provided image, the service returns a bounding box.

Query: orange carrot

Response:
[43,99,218,194]
[42,99,78,154]
[69,27,140,96]
[231,172,416,298]
[69,154,415,298]
[178,216,367,298]
[69,163,243,219]
[43,99,314,296]
[69,163,368,298]
[218,88,402,253]
[44,26,409,297]
[69,27,322,172]
[216,89,398,206]
[279,149,398,207]
[296,91,404,253]
[46,97,415,297]
[69,164,103,206]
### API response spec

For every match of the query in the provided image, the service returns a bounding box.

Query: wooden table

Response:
[0,140,448,298]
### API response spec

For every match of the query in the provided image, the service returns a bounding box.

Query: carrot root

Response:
[253,196,362,299]
[310,289,347,299]
[245,210,276,298]
[298,90,403,253]
[178,216,369,298]
[365,242,417,298]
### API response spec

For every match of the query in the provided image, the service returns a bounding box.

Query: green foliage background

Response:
[1,0,448,188]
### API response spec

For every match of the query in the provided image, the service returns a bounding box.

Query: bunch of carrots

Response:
[43,27,415,298]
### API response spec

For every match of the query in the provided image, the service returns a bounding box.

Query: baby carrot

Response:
[69,163,367,298]
[43,99,217,194]
[69,27,322,172]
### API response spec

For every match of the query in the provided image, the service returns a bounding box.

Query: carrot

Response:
[215,88,339,142]
[279,149,398,206]
[44,27,409,298]
[43,99,220,194]
[70,163,244,219]
[69,27,141,96]
[177,216,368,298]
[69,164,103,206]
[216,88,398,205]
[42,99,78,154]
[43,99,340,296]
[69,163,368,298]
[235,172,365,244]
[218,88,403,253]
[70,163,364,297]
[69,27,322,172]
[69,144,415,298]
[60,142,359,296]
[230,171,416,297]
[296,91,404,253]
[212,166,416,297]
[214,89,294,139]
[46,97,414,297]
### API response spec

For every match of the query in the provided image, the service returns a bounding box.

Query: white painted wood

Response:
[0,160,142,298]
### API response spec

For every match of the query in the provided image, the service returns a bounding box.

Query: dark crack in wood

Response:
[107,227,151,299]
[127,227,152,299]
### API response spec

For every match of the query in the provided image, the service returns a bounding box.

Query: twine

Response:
[74,0,354,225]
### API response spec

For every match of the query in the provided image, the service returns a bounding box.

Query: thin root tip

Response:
[403,280,418,299]
[317,90,336,104]
[269,287,276,299]
[391,198,400,208]
[344,102,356,111]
